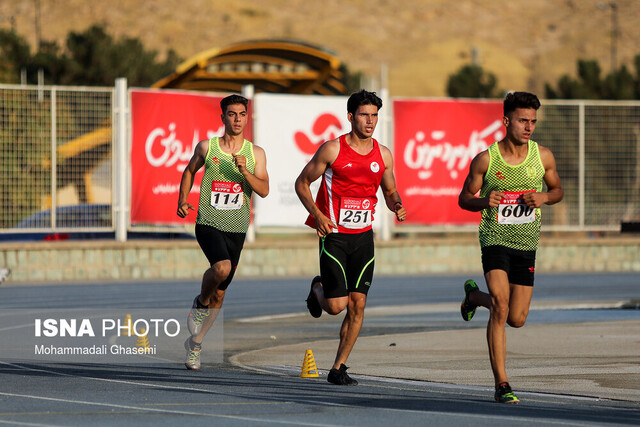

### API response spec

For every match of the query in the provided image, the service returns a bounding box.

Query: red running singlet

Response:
[305,134,385,234]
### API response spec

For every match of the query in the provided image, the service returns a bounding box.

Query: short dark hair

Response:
[347,89,383,116]
[220,94,248,114]
[503,91,540,116]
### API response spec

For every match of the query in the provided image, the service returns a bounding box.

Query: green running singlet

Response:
[478,140,545,251]
[196,137,255,233]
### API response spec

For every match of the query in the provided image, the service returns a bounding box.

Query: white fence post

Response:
[378,86,392,242]
[114,78,129,242]
[243,84,256,243]
[578,102,585,229]
[50,87,57,228]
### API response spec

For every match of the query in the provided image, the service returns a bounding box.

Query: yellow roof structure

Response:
[152,40,347,95]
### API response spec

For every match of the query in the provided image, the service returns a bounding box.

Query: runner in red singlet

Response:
[295,90,407,385]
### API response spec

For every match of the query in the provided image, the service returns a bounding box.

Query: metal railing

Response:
[1,82,639,240]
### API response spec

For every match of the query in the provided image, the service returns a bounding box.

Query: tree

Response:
[0,26,182,87]
[0,29,31,83]
[545,56,640,100]
[446,64,502,98]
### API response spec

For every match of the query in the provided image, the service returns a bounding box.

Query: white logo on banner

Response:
[403,120,503,181]
[145,123,223,171]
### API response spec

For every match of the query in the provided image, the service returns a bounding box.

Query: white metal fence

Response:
[1,82,639,241]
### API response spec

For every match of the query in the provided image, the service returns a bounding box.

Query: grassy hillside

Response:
[1,0,639,97]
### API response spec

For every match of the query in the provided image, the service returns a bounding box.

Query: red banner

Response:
[393,99,503,225]
[130,90,252,224]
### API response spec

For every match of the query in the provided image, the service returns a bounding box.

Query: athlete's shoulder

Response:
[194,138,211,157]
[535,142,557,167]
[470,148,490,173]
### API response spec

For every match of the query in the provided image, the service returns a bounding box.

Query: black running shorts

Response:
[481,245,536,287]
[195,223,246,290]
[319,229,375,299]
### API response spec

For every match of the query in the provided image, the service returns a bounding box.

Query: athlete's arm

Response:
[234,145,269,198]
[522,145,564,208]
[177,139,208,218]
[379,145,406,222]
[458,150,503,212]
[294,140,340,236]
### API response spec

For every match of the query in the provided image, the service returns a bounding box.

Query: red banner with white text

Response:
[130,90,252,224]
[393,99,503,225]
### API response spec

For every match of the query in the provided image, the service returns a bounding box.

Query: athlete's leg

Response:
[313,234,350,315]
[192,288,225,344]
[332,292,367,369]
[313,282,348,315]
[485,269,511,387]
[467,286,492,309]
[507,284,533,328]
[200,259,232,305]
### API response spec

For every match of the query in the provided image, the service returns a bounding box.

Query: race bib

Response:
[338,197,374,230]
[211,181,243,210]
[497,190,535,224]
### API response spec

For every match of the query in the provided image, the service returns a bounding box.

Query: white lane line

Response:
[0,361,335,426]
[249,364,606,403]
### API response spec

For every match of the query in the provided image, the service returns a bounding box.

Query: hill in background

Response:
[1,0,639,97]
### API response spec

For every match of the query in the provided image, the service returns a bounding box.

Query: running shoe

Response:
[327,364,358,386]
[460,279,479,322]
[495,382,520,403]
[187,295,210,336]
[184,337,202,370]
[306,276,322,318]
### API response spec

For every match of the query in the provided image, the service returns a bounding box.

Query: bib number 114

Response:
[211,181,243,210]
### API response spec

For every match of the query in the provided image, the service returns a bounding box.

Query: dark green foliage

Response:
[446,64,502,98]
[545,56,640,100]
[0,25,182,87]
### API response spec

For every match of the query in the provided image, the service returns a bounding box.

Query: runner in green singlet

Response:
[177,94,269,370]
[458,92,564,403]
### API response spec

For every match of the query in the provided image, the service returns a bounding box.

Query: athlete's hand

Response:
[177,202,195,218]
[314,213,337,237]
[394,202,407,222]
[522,191,547,209]
[487,191,504,208]
[232,154,247,174]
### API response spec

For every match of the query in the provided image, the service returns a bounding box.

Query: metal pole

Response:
[242,84,256,243]
[578,102,585,229]
[115,78,128,242]
[50,87,56,229]
[378,77,392,242]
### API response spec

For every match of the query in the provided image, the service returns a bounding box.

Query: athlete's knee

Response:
[490,297,509,321]
[347,294,366,316]
[507,312,528,328]
[210,260,232,281]
[324,299,347,315]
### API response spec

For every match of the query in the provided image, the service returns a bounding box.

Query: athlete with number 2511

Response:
[458,91,564,403]
[295,90,406,386]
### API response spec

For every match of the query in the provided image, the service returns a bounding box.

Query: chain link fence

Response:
[0,84,113,233]
[1,84,639,238]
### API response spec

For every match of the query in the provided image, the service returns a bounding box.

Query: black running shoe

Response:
[306,276,322,318]
[327,364,358,386]
[494,382,520,403]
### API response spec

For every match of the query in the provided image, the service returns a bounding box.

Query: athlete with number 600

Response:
[458,91,564,403]
[295,90,407,386]
[177,94,269,370]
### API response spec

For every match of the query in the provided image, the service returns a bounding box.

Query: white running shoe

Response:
[184,337,202,370]
[187,295,210,336]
